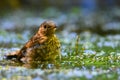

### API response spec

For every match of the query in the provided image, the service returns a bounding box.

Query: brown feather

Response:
[5,21,60,63]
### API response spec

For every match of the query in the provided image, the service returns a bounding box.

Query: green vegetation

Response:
[0,1,120,79]
[0,29,120,80]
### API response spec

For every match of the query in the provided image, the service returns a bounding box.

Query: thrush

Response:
[5,21,61,64]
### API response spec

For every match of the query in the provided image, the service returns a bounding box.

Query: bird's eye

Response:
[44,25,47,28]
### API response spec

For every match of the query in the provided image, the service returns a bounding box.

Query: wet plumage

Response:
[5,21,61,63]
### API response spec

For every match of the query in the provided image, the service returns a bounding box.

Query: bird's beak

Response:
[54,26,57,29]
[54,26,57,30]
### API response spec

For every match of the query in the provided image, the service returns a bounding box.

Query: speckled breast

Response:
[33,35,60,61]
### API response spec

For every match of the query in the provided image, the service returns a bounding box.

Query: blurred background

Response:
[0,0,120,35]
[0,1,120,79]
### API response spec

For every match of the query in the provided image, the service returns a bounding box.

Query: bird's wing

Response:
[19,34,47,57]
[25,34,47,48]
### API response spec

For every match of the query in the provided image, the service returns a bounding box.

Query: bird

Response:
[5,21,61,64]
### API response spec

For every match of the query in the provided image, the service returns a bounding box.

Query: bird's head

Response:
[38,21,57,36]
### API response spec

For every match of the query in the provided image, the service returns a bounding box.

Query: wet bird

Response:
[5,21,61,64]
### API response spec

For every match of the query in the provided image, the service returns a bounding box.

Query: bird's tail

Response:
[4,50,20,60]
